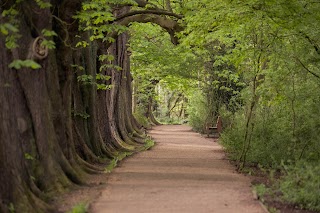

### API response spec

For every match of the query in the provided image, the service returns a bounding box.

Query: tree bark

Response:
[0,1,182,211]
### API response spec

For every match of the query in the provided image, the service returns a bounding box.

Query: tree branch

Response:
[295,57,320,79]
[300,31,320,55]
[116,14,183,45]
[115,9,183,21]
[165,0,173,12]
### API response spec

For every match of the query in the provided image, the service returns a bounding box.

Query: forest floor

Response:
[88,125,266,213]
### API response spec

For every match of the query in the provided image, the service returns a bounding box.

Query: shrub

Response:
[279,161,320,211]
[187,90,209,133]
[220,101,320,168]
[67,203,87,213]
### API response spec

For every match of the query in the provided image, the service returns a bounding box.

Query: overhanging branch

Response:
[295,57,320,79]
[116,14,183,45]
[300,31,320,55]
[115,9,183,21]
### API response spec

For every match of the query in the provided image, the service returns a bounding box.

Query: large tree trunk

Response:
[0,1,82,212]
[0,0,181,211]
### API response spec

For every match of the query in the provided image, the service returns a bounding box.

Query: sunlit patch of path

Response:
[90,125,266,213]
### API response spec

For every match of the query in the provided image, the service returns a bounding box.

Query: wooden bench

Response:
[206,116,222,138]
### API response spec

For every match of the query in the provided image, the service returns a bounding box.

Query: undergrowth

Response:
[279,161,320,211]
[220,91,320,211]
[186,90,209,133]
[105,152,132,173]
[105,137,155,173]
[67,203,87,213]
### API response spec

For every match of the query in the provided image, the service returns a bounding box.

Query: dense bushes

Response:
[219,73,320,210]
[221,82,320,168]
[279,161,320,211]
[187,90,210,133]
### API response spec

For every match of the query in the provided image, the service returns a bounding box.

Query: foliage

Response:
[186,89,208,132]
[67,203,87,213]
[8,203,15,213]
[129,22,198,122]
[35,0,52,9]
[8,60,41,70]
[175,0,320,210]
[221,85,320,167]
[74,0,134,44]
[0,23,18,35]
[105,158,118,173]
[253,184,269,202]
[142,137,155,151]
[72,110,90,119]
[77,74,112,90]
[279,161,320,211]
[24,153,34,161]
[1,3,21,49]
[105,151,133,173]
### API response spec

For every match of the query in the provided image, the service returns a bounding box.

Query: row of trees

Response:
[129,22,197,125]
[0,0,183,212]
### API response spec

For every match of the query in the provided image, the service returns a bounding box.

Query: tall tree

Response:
[0,0,183,212]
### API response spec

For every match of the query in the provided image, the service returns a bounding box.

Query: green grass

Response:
[143,137,155,150]
[105,152,133,173]
[105,158,118,173]
[67,203,87,213]
[105,138,155,173]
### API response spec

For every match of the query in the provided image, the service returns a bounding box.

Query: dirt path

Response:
[90,125,266,213]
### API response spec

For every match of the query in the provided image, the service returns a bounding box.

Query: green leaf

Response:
[98,54,114,62]
[5,34,20,49]
[24,60,42,69]
[35,0,52,8]
[24,153,34,160]
[41,39,56,49]
[96,73,111,81]
[41,29,58,37]
[9,60,41,70]
[0,23,18,35]
[76,41,89,48]
[0,25,9,35]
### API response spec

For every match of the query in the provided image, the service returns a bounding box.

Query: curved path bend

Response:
[90,125,266,213]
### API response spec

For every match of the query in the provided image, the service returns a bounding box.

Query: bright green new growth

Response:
[74,0,133,44]
[67,203,87,213]
[105,158,118,173]
[105,137,155,173]
[1,4,21,49]
[77,74,112,90]
[143,137,155,151]
[9,60,42,70]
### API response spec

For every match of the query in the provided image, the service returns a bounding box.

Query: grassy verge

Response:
[67,203,87,213]
[105,137,155,173]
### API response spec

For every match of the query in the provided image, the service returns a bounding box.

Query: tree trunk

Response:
[0,1,180,211]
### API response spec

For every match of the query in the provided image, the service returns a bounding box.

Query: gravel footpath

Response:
[90,125,266,213]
